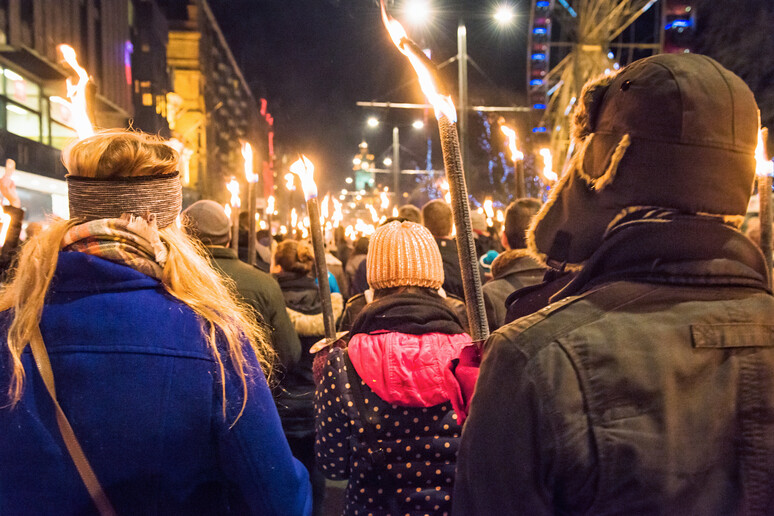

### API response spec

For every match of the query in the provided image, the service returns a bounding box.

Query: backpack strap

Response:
[343,350,386,467]
[30,325,118,516]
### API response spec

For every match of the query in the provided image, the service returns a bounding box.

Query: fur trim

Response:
[525,169,574,269]
[571,70,620,144]
[593,134,631,190]
[286,293,344,336]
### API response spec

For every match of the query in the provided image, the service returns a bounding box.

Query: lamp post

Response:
[457,22,469,183]
[392,126,400,206]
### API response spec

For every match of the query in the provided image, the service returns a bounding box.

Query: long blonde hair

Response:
[1,130,275,424]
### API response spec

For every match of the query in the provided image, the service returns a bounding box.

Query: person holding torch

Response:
[455,54,774,516]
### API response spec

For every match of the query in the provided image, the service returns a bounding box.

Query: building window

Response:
[5,103,41,142]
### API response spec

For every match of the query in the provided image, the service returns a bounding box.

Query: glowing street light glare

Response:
[380,1,456,122]
[57,44,94,139]
[383,157,393,167]
[367,117,380,128]
[345,177,354,184]
[412,120,424,129]
[404,0,431,26]
[289,155,318,200]
[494,5,515,26]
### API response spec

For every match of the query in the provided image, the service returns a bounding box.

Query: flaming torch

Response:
[380,1,488,342]
[757,127,773,281]
[290,156,336,343]
[242,142,258,266]
[56,44,94,139]
[501,124,526,197]
[226,178,241,251]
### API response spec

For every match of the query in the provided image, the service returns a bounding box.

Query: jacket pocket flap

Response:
[691,324,774,348]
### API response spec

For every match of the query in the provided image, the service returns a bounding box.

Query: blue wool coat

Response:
[0,252,311,515]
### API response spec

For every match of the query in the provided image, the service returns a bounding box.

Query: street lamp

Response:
[403,0,432,26]
[494,4,516,26]
[367,116,380,128]
[412,119,424,129]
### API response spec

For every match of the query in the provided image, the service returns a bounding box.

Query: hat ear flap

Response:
[571,72,619,143]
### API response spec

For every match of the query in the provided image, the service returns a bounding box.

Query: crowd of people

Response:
[1,53,774,515]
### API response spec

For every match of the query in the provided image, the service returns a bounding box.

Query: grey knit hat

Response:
[182,200,231,246]
[528,53,759,267]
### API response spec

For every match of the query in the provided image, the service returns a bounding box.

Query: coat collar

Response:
[490,249,544,280]
[50,251,162,294]
[556,217,770,300]
[206,246,239,260]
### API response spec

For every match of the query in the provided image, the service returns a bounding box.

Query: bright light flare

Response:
[57,44,94,139]
[226,178,241,208]
[367,117,379,128]
[366,203,379,223]
[332,198,344,227]
[289,155,318,200]
[224,203,232,219]
[380,1,456,121]
[267,195,275,214]
[496,209,505,223]
[290,208,298,229]
[412,120,425,129]
[0,210,12,247]
[321,194,330,219]
[242,142,258,183]
[756,128,773,177]
[494,4,515,26]
[403,0,431,26]
[392,206,399,217]
[501,125,524,161]
[540,148,558,182]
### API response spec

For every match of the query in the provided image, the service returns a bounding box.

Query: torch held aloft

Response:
[438,115,489,342]
[307,199,336,341]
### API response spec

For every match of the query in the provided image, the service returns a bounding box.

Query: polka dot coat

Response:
[315,347,461,516]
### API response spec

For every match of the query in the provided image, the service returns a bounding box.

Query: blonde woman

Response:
[0,130,311,515]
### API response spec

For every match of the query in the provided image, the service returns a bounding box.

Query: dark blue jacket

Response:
[0,252,311,515]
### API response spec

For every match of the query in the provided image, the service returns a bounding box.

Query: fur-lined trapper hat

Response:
[528,53,759,268]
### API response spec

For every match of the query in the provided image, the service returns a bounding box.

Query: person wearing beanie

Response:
[455,54,774,515]
[183,200,301,372]
[315,221,471,516]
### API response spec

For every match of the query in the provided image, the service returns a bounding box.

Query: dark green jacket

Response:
[207,247,301,369]
[455,217,774,515]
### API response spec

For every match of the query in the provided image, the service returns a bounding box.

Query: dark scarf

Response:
[556,208,770,300]
[351,290,465,336]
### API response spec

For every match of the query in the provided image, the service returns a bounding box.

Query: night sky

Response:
[208,0,529,192]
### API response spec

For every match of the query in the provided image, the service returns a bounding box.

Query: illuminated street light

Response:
[383,157,393,167]
[345,177,354,184]
[494,4,515,26]
[353,157,362,166]
[367,117,380,128]
[412,120,424,129]
[404,0,431,26]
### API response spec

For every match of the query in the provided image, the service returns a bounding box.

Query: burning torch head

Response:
[528,53,760,268]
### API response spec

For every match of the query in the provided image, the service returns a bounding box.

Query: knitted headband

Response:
[66,172,183,228]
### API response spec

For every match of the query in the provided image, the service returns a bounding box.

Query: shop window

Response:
[51,121,78,150]
[5,102,41,142]
[3,68,41,112]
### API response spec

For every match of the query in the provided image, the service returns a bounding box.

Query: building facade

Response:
[161,0,270,204]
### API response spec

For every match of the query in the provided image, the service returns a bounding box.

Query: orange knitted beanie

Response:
[367,221,444,290]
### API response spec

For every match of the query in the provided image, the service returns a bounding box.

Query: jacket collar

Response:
[556,216,770,300]
[50,251,162,294]
[206,246,238,260]
[490,249,544,280]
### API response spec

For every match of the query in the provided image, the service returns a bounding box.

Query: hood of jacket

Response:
[285,292,343,337]
[348,331,470,407]
[490,249,544,280]
[346,290,470,407]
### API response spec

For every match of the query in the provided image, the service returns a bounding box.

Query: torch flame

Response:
[500,125,524,161]
[540,148,558,182]
[496,209,504,223]
[332,198,344,227]
[242,142,258,183]
[267,195,275,214]
[284,173,296,191]
[756,128,773,178]
[392,206,399,218]
[226,178,241,208]
[289,155,318,200]
[224,203,232,219]
[290,208,298,229]
[379,1,456,122]
[322,194,330,219]
[483,199,494,219]
[366,203,379,223]
[57,44,94,139]
[380,190,390,211]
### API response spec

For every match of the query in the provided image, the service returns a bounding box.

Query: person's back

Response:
[455,54,774,515]
[0,130,310,515]
[316,221,469,515]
